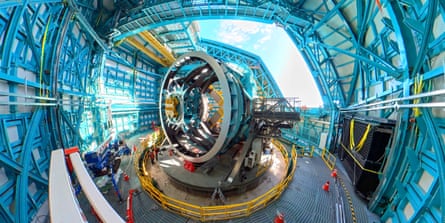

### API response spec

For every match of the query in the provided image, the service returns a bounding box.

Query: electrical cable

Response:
[39,15,51,97]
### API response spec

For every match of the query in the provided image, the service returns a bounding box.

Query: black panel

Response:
[338,114,395,200]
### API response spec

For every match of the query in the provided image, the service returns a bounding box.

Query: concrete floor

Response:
[77,131,381,223]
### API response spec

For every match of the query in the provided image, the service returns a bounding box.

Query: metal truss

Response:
[1,1,163,221]
[0,0,443,222]
[102,48,160,134]
[103,1,444,221]
[201,39,283,98]
[0,2,64,222]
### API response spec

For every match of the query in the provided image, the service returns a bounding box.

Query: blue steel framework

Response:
[0,1,161,222]
[201,39,283,98]
[0,0,443,222]
[153,21,201,54]
[102,46,160,136]
[0,2,66,222]
[93,0,445,222]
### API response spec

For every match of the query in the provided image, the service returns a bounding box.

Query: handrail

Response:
[321,147,336,170]
[49,149,87,223]
[135,134,297,221]
[294,144,315,158]
[70,152,125,223]
[340,143,382,175]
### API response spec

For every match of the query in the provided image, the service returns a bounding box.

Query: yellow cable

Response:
[349,119,355,150]
[40,16,51,97]
[355,123,371,152]
[349,119,371,152]
[95,11,102,27]
[413,75,423,117]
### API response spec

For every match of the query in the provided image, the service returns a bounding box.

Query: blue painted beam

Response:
[15,108,44,223]
[113,3,305,42]
[385,1,417,80]
[201,39,283,98]
[66,0,108,50]
[0,4,25,73]
[0,152,47,186]
[22,11,42,68]
[0,0,61,9]
[346,1,371,104]
[410,0,439,76]
[307,0,347,35]
[317,42,400,76]
[181,23,197,51]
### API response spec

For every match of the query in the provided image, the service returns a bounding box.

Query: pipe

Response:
[0,91,56,100]
[341,102,445,113]
[345,89,445,110]
[0,102,57,106]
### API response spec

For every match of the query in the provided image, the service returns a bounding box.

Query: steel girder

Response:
[350,0,445,221]
[53,10,96,150]
[0,0,116,221]
[102,48,160,135]
[156,21,200,53]
[0,1,442,222]
[101,1,445,222]
[101,0,343,115]
[333,0,444,221]
[201,39,283,98]
[0,112,52,223]
[110,1,309,41]
[0,2,64,222]
[0,1,162,222]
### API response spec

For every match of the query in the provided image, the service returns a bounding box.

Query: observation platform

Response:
[77,131,380,223]
[150,144,286,205]
[155,142,284,194]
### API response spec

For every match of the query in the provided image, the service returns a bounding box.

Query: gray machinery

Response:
[158,51,300,192]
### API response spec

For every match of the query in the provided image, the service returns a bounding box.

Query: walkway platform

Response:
[77,132,380,223]
[150,148,286,205]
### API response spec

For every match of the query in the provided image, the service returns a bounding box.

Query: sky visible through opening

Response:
[198,20,323,107]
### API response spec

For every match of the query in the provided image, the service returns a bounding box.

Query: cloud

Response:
[258,35,271,44]
[260,25,273,34]
[200,19,323,107]
[217,20,273,46]
[253,35,271,50]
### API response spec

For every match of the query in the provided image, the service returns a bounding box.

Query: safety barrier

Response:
[135,136,297,221]
[321,147,336,170]
[295,145,315,158]
[49,148,125,223]
[340,143,382,175]
[49,149,87,223]
[69,151,125,223]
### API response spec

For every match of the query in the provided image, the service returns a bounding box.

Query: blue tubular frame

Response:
[1,1,162,220]
[54,12,95,149]
[365,0,444,221]
[0,2,64,222]
[201,39,283,98]
[16,108,45,223]
[101,46,161,136]
[0,0,443,222]
[106,1,342,109]
[106,1,445,221]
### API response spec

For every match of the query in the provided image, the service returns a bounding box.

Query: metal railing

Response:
[134,135,297,221]
[321,147,336,171]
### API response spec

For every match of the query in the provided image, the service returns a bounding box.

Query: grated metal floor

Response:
[78,132,380,223]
